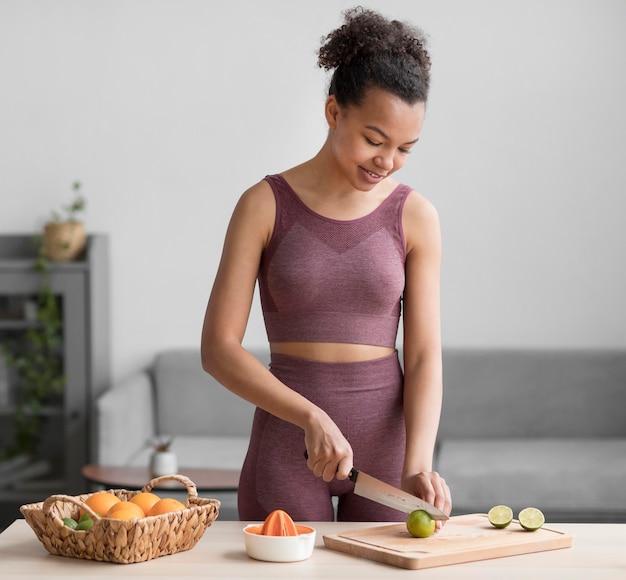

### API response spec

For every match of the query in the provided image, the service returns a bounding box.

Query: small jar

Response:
[150,450,178,477]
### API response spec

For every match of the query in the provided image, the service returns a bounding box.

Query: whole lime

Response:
[76,515,94,531]
[406,509,436,538]
[62,517,78,529]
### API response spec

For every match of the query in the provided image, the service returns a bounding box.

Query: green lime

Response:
[75,516,94,531]
[518,507,545,531]
[62,517,78,529]
[406,509,436,538]
[487,505,513,528]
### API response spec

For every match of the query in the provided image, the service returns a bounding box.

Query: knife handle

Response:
[304,450,359,482]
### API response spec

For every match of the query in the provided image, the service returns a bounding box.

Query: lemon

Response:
[518,507,545,531]
[487,505,513,528]
[406,509,436,538]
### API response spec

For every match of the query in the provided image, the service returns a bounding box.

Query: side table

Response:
[81,464,240,493]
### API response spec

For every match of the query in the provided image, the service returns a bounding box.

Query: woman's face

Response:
[326,87,426,191]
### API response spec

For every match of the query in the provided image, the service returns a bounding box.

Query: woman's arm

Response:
[200,180,353,481]
[401,190,452,519]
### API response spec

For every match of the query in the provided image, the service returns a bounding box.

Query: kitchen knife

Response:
[303,451,448,520]
[349,468,449,520]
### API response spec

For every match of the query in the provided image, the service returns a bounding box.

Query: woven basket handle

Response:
[141,474,198,503]
[42,494,101,522]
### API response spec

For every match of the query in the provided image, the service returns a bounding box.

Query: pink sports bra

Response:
[258,174,410,348]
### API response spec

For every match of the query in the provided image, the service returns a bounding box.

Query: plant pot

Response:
[150,451,178,477]
[42,221,86,261]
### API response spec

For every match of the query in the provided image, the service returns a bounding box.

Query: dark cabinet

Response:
[0,235,110,528]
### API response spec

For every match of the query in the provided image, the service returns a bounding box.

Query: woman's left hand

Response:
[402,471,452,529]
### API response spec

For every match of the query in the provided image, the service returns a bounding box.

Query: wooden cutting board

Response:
[323,513,574,570]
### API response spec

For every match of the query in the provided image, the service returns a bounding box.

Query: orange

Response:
[147,497,186,516]
[80,492,121,517]
[129,492,161,516]
[105,507,143,520]
[106,501,145,519]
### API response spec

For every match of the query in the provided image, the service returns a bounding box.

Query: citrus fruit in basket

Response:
[147,497,186,516]
[106,501,145,519]
[129,492,161,516]
[76,513,95,530]
[518,507,545,531]
[488,505,513,528]
[62,517,78,529]
[406,509,436,538]
[80,492,121,517]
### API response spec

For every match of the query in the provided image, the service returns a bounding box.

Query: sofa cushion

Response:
[153,349,258,437]
[439,350,626,438]
[127,436,250,471]
[437,437,626,519]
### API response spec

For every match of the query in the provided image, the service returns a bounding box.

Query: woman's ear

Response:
[324,95,340,129]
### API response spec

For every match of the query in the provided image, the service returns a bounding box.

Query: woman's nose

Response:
[374,152,394,172]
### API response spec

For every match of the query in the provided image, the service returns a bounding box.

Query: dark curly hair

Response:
[318,7,431,106]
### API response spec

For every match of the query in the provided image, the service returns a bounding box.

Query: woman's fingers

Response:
[404,471,452,529]
[305,443,353,482]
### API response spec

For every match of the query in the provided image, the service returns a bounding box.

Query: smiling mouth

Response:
[363,167,385,179]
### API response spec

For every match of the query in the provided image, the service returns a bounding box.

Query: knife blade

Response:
[303,451,448,521]
[349,468,449,521]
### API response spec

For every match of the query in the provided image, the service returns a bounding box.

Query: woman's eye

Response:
[399,148,412,155]
[366,137,382,146]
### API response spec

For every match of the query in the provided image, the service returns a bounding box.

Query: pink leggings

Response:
[237,351,406,522]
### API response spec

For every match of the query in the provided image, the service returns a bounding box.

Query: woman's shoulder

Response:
[401,187,441,251]
[228,179,277,242]
[235,178,276,213]
[401,186,439,222]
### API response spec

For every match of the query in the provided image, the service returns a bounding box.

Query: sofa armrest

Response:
[94,371,156,466]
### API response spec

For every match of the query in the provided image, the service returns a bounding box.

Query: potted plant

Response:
[0,182,86,461]
[0,243,63,460]
[149,436,178,477]
[42,181,87,262]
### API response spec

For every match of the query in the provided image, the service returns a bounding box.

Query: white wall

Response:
[1,0,625,383]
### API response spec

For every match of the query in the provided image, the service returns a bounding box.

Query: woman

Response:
[201,7,451,523]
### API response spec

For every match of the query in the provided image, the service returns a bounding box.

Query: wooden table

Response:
[1,519,624,578]
[81,464,240,492]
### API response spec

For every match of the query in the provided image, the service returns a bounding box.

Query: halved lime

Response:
[518,507,545,531]
[487,505,513,528]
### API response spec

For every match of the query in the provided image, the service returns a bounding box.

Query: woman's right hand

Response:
[304,410,353,482]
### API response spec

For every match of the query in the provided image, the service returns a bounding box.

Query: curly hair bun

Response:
[319,7,430,73]
[318,7,431,105]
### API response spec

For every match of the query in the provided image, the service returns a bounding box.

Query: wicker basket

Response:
[20,474,220,564]
[42,221,86,261]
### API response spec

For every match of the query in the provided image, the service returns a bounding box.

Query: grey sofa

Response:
[94,347,626,522]
[438,349,626,523]
[94,349,264,519]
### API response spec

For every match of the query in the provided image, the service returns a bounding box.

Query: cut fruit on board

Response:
[518,507,545,531]
[488,505,513,528]
[323,513,573,570]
